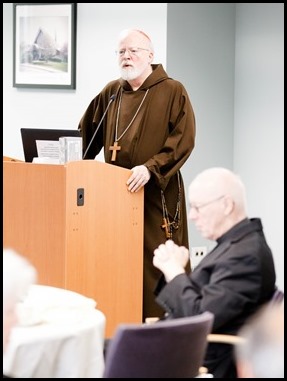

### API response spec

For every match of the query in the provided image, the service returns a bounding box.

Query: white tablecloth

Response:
[3,285,106,378]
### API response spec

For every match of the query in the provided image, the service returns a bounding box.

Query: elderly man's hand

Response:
[127,165,151,192]
[153,240,189,282]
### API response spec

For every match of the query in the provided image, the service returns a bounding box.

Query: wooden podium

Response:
[3,159,144,337]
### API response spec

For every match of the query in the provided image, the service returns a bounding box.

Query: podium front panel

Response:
[4,159,144,337]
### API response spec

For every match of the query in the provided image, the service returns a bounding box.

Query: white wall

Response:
[167,3,284,290]
[3,3,167,161]
[234,3,284,289]
[3,3,284,290]
[167,3,235,250]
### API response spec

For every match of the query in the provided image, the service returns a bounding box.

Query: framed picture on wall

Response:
[13,3,77,89]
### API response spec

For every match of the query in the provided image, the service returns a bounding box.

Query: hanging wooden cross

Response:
[109,141,121,161]
[161,217,172,239]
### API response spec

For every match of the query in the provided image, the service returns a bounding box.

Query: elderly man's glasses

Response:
[190,195,225,214]
[116,47,150,57]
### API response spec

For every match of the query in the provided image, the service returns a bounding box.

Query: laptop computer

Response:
[21,128,82,162]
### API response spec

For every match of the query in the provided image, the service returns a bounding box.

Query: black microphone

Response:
[83,94,116,159]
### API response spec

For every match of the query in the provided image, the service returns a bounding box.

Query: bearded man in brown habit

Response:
[78,28,196,321]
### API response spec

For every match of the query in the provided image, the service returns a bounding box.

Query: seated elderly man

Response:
[153,167,276,378]
[3,248,37,378]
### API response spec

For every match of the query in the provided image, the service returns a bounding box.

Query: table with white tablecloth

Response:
[3,285,106,378]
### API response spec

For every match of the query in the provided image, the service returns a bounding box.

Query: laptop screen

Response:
[21,128,82,162]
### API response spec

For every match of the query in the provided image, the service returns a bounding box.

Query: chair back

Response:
[103,311,214,378]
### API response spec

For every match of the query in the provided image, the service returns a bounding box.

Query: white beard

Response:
[120,66,141,81]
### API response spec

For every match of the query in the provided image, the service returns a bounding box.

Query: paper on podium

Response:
[32,157,60,164]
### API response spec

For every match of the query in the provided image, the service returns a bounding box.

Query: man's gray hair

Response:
[235,304,284,378]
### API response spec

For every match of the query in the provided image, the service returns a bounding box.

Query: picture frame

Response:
[13,3,77,89]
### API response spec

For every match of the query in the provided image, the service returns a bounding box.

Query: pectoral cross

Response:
[109,141,121,161]
[161,217,172,239]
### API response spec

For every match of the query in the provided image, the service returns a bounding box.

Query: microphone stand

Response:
[82,94,116,160]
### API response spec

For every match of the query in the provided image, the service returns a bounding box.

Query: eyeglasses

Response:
[115,47,150,57]
[190,195,225,214]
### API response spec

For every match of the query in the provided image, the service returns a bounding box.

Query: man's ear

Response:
[223,195,234,215]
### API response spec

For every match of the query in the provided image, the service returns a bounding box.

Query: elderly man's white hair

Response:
[189,167,247,212]
[117,28,155,53]
[3,248,37,311]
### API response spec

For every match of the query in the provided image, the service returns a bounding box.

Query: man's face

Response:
[188,189,225,241]
[117,32,152,81]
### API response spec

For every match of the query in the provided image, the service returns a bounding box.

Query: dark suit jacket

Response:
[155,218,276,378]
